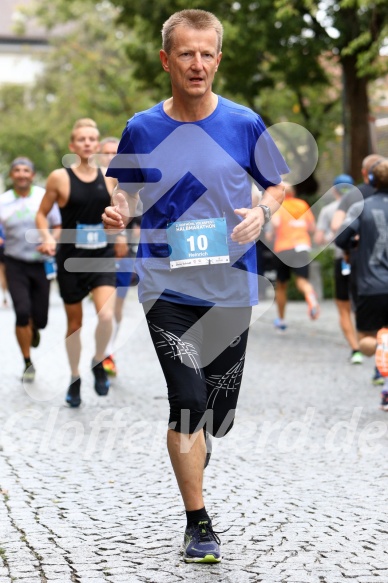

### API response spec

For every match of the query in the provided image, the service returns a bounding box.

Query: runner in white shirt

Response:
[0,157,61,382]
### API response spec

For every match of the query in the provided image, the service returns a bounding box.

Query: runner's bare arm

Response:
[36,170,64,255]
[251,182,261,207]
[232,182,285,244]
[104,175,118,196]
[331,208,346,233]
[103,177,131,254]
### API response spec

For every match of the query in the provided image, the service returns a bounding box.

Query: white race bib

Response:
[166,217,230,269]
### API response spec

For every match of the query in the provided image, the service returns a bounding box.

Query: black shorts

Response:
[274,249,310,282]
[144,299,252,437]
[5,256,50,328]
[334,258,350,301]
[356,294,388,332]
[56,247,116,304]
[57,269,116,304]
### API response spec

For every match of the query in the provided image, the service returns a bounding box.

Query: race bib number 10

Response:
[166,217,230,269]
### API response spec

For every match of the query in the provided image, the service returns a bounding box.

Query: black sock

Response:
[24,357,32,366]
[186,507,210,527]
[352,349,359,355]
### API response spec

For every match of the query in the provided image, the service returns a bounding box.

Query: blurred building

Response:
[0,0,50,86]
[370,72,388,155]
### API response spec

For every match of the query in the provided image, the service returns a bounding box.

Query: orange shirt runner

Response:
[273,198,315,254]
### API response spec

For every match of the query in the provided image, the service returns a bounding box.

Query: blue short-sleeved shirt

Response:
[107,96,288,306]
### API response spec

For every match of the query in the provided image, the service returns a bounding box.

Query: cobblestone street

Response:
[0,284,387,583]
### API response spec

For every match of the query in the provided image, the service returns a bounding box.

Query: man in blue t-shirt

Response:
[103,9,287,564]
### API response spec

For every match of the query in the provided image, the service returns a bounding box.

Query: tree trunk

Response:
[341,54,372,181]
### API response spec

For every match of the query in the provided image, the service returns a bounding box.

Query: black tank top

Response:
[60,168,110,230]
[57,168,114,260]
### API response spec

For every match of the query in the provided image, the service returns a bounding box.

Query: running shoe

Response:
[22,362,35,383]
[91,359,110,396]
[274,317,287,331]
[380,391,388,412]
[31,326,40,348]
[102,355,117,377]
[204,429,212,469]
[66,378,81,408]
[183,520,221,563]
[305,291,320,320]
[372,366,385,386]
[375,327,388,377]
[350,351,363,365]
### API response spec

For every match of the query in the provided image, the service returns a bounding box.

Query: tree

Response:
[275,0,388,179]
[3,0,387,183]
[110,0,388,182]
[0,0,153,176]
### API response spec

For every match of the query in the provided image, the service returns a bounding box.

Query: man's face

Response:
[160,26,222,99]
[69,127,100,161]
[100,142,118,168]
[10,164,35,191]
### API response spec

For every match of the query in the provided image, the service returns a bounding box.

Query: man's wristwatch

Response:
[257,204,272,224]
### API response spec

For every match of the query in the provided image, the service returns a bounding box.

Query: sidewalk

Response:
[0,285,387,583]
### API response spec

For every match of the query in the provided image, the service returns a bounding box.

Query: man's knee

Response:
[169,407,236,437]
[15,312,30,327]
[212,409,236,438]
[67,320,82,336]
[34,314,48,330]
[170,407,210,434]
[97,308,113,325]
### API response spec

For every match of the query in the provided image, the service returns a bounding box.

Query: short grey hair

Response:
[100,137,120,147]
[361,154,384,172]
[162,9,223,54]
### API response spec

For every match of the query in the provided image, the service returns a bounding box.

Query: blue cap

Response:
[333,174,354,194]
[333,174,354,186]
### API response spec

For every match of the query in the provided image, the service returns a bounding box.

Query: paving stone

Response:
[0,295,387,580]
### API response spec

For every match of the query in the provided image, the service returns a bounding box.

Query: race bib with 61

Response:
[75,223,107,249]
[166,218,230,269]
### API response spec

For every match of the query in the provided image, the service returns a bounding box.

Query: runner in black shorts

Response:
[336,158,388,409]
[0,157,61,382]
[267,183,319,330]
[102,9,288,564]
[315,175,363,364]
[36,118,119,407]
[331,155,385,380]
[144,300,251,436]
[0,224,8,306]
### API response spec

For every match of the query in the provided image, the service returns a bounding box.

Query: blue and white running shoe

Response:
[274,317,287,331]
[183,520,221,563]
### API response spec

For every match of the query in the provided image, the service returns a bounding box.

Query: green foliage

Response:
[1,0,388,183]
[314,246,336,299]
[108,0,388,184]
[0,0,154,177]
[111,0,335,119]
